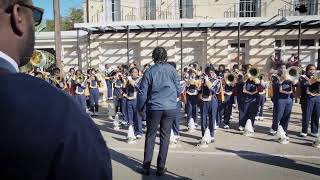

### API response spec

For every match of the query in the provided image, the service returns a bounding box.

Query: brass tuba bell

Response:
[30,50,47,67]
[224,73,236,86]
[246,67,260,81]
[76,74,85,84]
[285,66,301,83]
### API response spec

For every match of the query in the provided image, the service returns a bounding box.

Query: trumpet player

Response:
[73,70,87,112]
[199,66,222,144]
[239,67,262,132]
[186,68,201,127]
[270,68,295,135]
[88,69,100,115]
[299,64,320,137]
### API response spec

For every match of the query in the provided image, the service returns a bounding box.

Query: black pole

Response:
[76,29,81,70]
[180,24,183,79]
[298,21,302,66]
[127,25,130,65]
[237,22,241,67]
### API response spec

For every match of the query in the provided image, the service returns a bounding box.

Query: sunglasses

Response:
[6,3,44,26]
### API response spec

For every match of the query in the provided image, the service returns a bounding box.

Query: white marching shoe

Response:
[113,115,120,130]
[276,125,289,144]
[170,129,178,147]
[243,119,254,136]
[127,125,137,144]
[188,118,196,132]
[199,128,213,148]
[313,135,320,148]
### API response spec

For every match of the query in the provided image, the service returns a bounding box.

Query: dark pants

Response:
[143,109,176,170]
[274,98,293,132]
[172,101,181,136]
[113,95,122,114]
[186,95,198,124]
[122,98,128,123]
[237,96,245,126]
[74,94,86,112]
[89,88,99,112]
[239,95,259,127]
[200,98,218,137]
[302,96,320,134]
[127,99,142,135]
[106,80,113,99]
[223,95,233,126]
[271,98,279,131]
[257,94,266,117]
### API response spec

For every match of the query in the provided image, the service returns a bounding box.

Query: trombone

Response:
[30,50,47,67]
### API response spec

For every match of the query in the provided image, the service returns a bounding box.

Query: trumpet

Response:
[224,73,236,86]
[285,66,301,83]
[76,74,85,84]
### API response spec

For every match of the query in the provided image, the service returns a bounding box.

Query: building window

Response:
[111,0,121,21]
[239,0,259,17]
[294,0,318,15]
[275,40,282,47]
[231,43,246,48]
[179,0,193,19]
[284,39,315,47]
[143,0,156,20]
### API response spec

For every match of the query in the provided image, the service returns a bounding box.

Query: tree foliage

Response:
[45,8,83,31]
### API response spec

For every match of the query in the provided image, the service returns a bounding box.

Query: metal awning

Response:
[74,15,320,33]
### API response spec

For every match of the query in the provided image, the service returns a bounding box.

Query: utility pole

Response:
[86,0,90,22]
[54,0,62,70]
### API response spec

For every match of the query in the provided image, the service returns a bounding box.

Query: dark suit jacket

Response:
[0,57,112,179]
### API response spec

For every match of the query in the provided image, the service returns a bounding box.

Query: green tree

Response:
[44,8,83,31]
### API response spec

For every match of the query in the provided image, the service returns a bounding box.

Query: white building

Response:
[35,0,320,73]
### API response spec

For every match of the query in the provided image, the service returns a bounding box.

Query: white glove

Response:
[127,76,132,81]
[204,76,209,82]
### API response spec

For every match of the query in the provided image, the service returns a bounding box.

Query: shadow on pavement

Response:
[110,149,193,180]
[216,148,320,176]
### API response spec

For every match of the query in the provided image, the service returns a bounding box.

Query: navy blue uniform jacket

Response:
[0,58,112,180]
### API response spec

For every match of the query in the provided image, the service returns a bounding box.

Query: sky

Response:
[33,0,83,20]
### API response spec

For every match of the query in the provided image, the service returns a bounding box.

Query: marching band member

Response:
[65,68,76,96]
[186,68,201,127]
[221,71,235,129]
[73,70,87,112]
[256,74,268,121]
[88,69,101,115]
[113,71,123,116]
[168,62,184,139]
[239,68,261,132]
[270,68,294,134]
[299,64,320,137]
[125,67,143,138]
[199,66,222,144]
[235,71,245,131]
[104,64,113,100]
[49,67,66,90]
[121,69,129,125]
